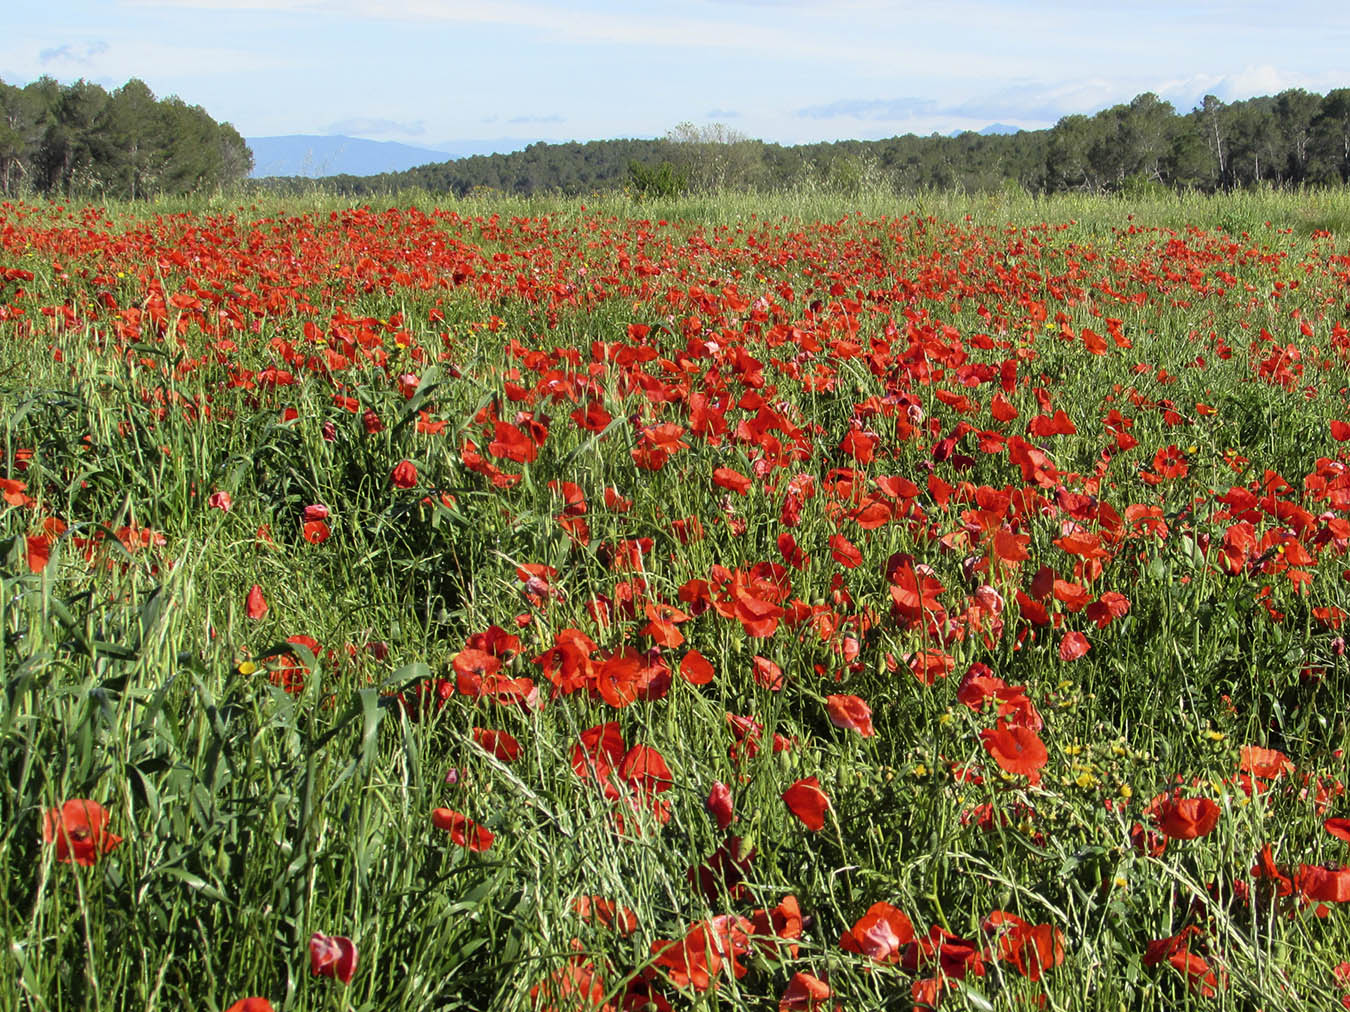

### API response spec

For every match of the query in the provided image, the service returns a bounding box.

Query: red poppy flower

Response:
[631,423,688,471]
[782,776,830,831]
[1326,818,1350,843]
[1129,821,1168,857]
[980,725,1048,784]
[308,932,358,984]
[1251,843,1293,897]
[571,723,626,791]
[529,956,608,1012]
[619,745,673,797]
[1144,924,1203,969]
[713,466,752,495]
[432,808,494,851]
[990,392,1019,422]
[826,694,874,737]
[1239,745,1293,779]
[390,459,418,488]
[689,836,756,902]
[596,649,642,708]
[776,532,809,569]
[488,421,539,463]
[266,634,320,694]
[26,533,52,573]
[1169,951,1224,997]
[750,893,803,960]
[839,901,914,963]
[1058,630,1090,661]
[983,911,1065,981]
[907,648,955,685]
[650,919,738,992]
[680,649,715,686]
[471,727,522,762]
[752,655,785,691]
[640,601,688,647]
[572,894,638,935]
[1086,590,1131,628]
[224,1000,273,1012]
[1297,864,1350,903]
[779,971,831,1011]
[1153,796,1221,840]
[990,526,1030,567]
[901,924,984,982]
[571,400,612,432]
[302,519,331,544]
[42,799,122,866]
[245,584,268,620]
[829,533,862,569]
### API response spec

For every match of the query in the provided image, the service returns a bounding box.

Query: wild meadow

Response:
[3,185,1350,1011]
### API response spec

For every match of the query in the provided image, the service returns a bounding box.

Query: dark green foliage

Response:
[258,86,1350,199]
[628,159,688,198]
[0,75,252,198]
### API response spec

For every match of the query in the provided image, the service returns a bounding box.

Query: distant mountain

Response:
[246,135,555,178]
[246,136,451,177]
[948,123,1023,138]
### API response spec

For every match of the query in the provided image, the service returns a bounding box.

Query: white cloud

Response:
[1155,65,1350,110]
[798,97,938,121]
[38,40,110,65]
[126,0,1007,75]
[1,34,283,83]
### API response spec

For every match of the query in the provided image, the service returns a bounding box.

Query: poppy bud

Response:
[308,932,358,984]
[707,781,734,830]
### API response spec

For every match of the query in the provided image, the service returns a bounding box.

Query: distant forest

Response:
[288,88,1350,199]
[0,76,252,199]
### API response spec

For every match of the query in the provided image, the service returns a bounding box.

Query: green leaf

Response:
[152,864,229,903]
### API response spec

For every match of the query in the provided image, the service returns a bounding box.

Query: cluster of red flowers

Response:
[839,901,1064,1005]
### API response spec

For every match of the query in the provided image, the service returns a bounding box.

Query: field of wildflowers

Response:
[3,189,1350,1010]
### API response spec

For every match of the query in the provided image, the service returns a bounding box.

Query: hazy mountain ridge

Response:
[246,135,553,177]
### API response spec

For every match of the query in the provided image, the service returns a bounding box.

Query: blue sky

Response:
[6,0,1350,150]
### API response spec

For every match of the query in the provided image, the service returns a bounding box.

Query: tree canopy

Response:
[0,75,252,199]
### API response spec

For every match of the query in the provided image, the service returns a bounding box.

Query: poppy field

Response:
[4,189,1350,1011]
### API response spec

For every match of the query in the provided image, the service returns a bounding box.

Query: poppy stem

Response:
[830,808,856,906]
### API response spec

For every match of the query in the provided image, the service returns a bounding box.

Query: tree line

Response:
[278,87,1350,199]
[4,79,1348,202]
[0,76,252,199]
